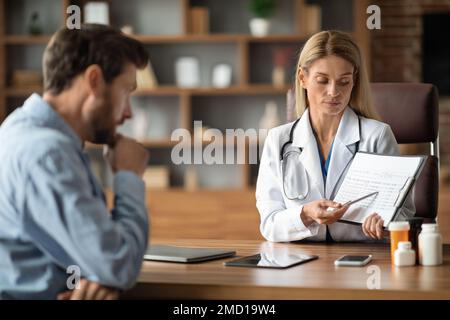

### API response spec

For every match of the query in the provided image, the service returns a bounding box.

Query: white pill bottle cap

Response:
[421,223,439,232]
[397,241,412,250]
[388,221,410,231]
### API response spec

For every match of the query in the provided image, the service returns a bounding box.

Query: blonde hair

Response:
[294,30,378,119]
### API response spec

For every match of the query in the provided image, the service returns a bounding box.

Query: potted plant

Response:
[248,0,276,37]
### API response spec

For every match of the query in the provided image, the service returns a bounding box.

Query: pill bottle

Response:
[418,223,443,266]
[388,221,410,264]
[394,241,416,267]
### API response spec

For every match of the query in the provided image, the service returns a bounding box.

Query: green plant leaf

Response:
[249,0,276,18]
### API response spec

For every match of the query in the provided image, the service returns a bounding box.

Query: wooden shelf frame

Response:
[1,33,310,46]
[0,0,371,190]
[3,35,52,44]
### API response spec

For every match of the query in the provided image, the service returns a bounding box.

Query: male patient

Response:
[0,24,150,299]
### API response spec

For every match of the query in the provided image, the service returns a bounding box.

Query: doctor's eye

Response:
[338,79,351,86]
[316,77,328,84]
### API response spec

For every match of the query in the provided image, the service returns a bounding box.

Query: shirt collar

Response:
[292,108,314,148]
[334,106,360,146]
[22,93,84,150]
[292,106,360,148]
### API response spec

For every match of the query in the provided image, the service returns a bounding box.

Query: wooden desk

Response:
[124,239,450,300]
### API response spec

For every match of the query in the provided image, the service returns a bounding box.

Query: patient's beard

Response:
[89,96,116,146]
[92,127,115,145]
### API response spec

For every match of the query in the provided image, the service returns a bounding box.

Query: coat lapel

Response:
[292,109,325,197]
[325,107,360,199]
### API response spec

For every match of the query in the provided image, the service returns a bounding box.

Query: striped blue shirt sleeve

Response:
[21,146,149,290]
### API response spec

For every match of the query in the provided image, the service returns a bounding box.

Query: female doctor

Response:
[256,30,414,242]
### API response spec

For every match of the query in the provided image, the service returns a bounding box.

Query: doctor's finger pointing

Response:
[321,205,349,224]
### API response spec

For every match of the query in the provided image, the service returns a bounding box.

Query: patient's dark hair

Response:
[43,24,148,94]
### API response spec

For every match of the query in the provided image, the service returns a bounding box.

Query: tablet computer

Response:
[224,252,318,269]
[144,244,236,263]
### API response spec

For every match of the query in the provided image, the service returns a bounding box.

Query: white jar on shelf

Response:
[212,63,232,88]
[418,223,443,266]
[175,57,200,88]
[249,18,270,37]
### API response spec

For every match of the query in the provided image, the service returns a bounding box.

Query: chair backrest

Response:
[286,83,440,221]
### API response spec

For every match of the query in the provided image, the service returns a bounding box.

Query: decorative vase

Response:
[249,18,270,37]
[212,63,232,88]
[175,57,200,88]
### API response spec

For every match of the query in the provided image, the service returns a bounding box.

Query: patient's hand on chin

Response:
[107,133,122,148]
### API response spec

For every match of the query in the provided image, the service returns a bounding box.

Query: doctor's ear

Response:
[298,67,307,88]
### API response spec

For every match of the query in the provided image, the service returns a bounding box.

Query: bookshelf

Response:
[0,0,371,191]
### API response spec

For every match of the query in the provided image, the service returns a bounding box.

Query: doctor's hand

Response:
[362,213,389,240]
[301,199,349,227]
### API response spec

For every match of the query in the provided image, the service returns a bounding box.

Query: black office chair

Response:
[286,83,440,222]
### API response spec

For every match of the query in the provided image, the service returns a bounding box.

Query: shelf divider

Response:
[62,0,71,23]
[238,40,249,86]
[353,0,371,78]
[295,0,307,37]
[180,92,191,131]
[133,34,307,44]
[180,0,189,35]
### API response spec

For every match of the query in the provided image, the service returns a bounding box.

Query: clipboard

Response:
[334,152,427,227]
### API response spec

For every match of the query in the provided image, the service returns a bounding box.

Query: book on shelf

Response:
[305,4,321,35]
[189,7,209,35]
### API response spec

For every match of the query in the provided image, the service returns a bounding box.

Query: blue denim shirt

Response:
[0,94,149,299]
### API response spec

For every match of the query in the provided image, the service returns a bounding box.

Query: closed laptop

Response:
[144,244,236,263]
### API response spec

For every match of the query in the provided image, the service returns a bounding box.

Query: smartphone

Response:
[334,255,372,266]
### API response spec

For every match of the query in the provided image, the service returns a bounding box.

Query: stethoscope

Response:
[280,115,361,200]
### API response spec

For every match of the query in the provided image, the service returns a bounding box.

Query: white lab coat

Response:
[256,106,415,242]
